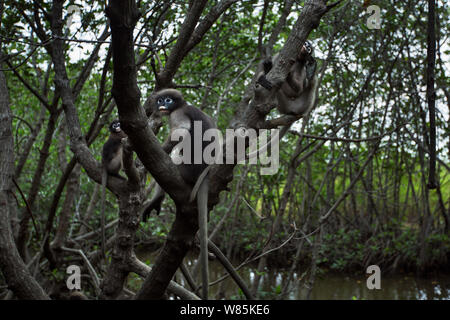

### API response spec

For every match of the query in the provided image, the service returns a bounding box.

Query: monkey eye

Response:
[157,98,163,104]
[165,97,173,104]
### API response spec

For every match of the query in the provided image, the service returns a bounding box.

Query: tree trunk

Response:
[0,58,49,300]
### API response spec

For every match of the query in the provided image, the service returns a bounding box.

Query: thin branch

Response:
[289,121,410,143]
[208,240,254,300]
[12,178,40,239]
[0,45,39,71]
[5,60,51,110]
[208,226,300,287]
[216,54,257,118]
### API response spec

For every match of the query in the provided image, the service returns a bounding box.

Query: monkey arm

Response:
[285,56,316,96]
[285,68,305,95]
[122,138,140,187]
[142,184,165,221]
[305,57,317,82]
[161,136,177,154]
[299,75,318,113]
[276,73,317,116]
[141,139,172,222]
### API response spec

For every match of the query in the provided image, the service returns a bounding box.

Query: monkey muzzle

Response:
[159,106,170,114]
[157,97,174,114]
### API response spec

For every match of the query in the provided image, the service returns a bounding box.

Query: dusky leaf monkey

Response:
[101,120,127,257]
[256,40,318,117]
[142,89,216,300]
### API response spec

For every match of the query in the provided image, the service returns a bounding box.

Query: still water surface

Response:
[138,251,450,300]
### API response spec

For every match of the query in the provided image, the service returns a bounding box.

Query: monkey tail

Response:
[197,178,209,300]
[189,166,211,203]
[100,167,107,259]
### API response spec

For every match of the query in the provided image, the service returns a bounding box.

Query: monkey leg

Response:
[276,91,298,115]
[142,184,166,221]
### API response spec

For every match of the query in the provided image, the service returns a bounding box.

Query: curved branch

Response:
[208,240,254,300]
[184,0,239,56]
[129,258,200,300]
[106,0,191,205]
[156,0,208,87]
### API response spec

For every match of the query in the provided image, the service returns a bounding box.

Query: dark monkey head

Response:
[298,40,314,61]
[109,120,122,133]
[108,120,127,139]
[303,40,313,54]
[155,89,184,115]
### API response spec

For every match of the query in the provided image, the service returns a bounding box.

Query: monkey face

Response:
[156,96,176,115]
[297,41,313,62]
[300,41,313,58]
[303,41,312,54]
[109,120,121,133]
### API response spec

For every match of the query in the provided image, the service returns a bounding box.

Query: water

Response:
[306,274,450,300]
[137,250,450,300]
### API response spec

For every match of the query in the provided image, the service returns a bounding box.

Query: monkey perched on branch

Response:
[142,89,216,300]
[100,120,127,257]
[256,40,318,118]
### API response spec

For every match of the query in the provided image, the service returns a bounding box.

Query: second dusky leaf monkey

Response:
[256,40,318,117]
[189,42,320,217]
[100,120,127,257]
